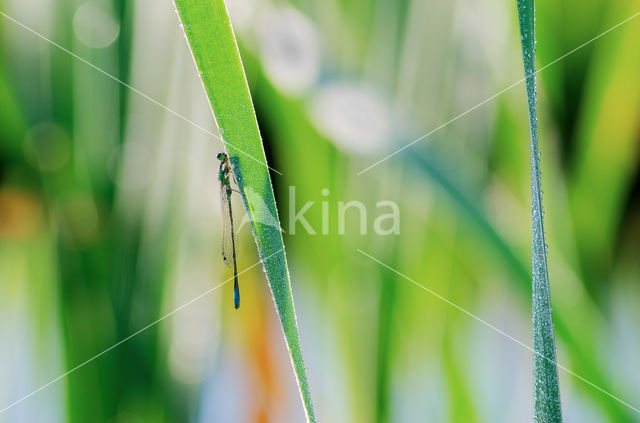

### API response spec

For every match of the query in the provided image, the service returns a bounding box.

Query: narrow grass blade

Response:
[516,0,563,421]
[172,1,316,421]
[410,144,637,421]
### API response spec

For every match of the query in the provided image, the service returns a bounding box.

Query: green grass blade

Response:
[516,1,563,421]
[172,1,316,421]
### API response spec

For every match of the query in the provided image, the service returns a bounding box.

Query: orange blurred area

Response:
[0,187,43,238]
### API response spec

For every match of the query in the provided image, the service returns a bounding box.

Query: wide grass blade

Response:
[172,1,316,421]
[516,0,563,421]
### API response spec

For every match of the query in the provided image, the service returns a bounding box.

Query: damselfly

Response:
[217,152,240,309]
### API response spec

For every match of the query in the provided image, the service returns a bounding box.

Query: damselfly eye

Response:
[216,152,225,160]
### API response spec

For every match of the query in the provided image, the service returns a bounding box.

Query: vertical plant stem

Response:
[516,0,563,421]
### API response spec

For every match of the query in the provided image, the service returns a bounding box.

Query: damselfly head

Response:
[216,152,226,161]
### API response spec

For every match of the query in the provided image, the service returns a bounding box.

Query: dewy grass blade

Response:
[172,1,316,421]
[516,0,563,421]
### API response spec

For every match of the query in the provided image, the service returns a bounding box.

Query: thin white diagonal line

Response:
[0,250,281,414]
[357,10,640,176]
[357,248,640,415]
[0,10,282,176]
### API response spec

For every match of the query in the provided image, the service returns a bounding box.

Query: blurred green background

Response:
[1,0,640,422]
